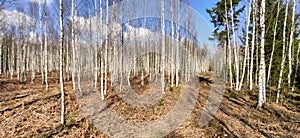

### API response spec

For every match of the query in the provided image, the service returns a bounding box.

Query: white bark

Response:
[257,0,266,108]
[277,0,289,104]
[94,0,98,91]
[39,0,44,83]
[71,0,76,90]
[249,0,256,90]
[161,0,165,94]
[230,0,239,90]
[104,0,108,95]
[288,0,296,89]
[238,0,252,91]
[267,0,281,86]
[59,0,65,125]
[292,43,300,92]
[44,0,48,91]
[100,0,104,100]
[175,0,180,87]
[225,0,233,89]
[170,0,174,88]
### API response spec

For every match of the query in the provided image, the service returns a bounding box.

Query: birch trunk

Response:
[238,0,252,91]
[257,0,266,108]
[94,0,98,91]
[59,0,65,125]
[71,0,76,90]
[170,0,174,88]
[225,0,233,89]
[292,43,300,92]
[230,0,239,90]
[100,0,104,100]
[287,0,296,89]
[277,0,289,104]
[39,1,44,83]
[175,0,180,87]
[104,0,108,95]
[161,0,165,94]
[44,0,48,91]
[267,0,281,86]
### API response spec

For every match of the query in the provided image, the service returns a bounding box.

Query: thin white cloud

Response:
[0,10,34,27]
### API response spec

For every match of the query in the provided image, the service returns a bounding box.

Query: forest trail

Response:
[0,73,299,137]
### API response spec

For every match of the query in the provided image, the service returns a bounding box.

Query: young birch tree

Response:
[161,0,165,94]
[225,0,233,89]
[104,0,108,95]
[100,0,104,100]
[175,0,180,87]
[267,0,281,86]
[59,0,65,125]
[71,0,76,90]
[230,0,239,91]
[287,0,296,90]
[277,0,289,103]
[44,0,48,91]
[249,0,256,90]
[238,0,252,91]
[293,43,300,92]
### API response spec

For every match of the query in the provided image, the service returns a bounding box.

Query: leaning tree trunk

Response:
[238,0,252,91]
[59,0,65,125]
[267,0,281,86]
[277,0,289,104]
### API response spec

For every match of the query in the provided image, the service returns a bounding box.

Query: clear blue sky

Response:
[190,0,219,29]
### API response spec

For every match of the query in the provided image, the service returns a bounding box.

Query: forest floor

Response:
[0,72,300,138]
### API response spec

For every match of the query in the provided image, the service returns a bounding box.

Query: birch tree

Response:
[293,43,300,92]
[230,0,239,90]
[175,0,180,87]
[225,0,233,89]
[44,0,48,91]
[104,0,108,95]
[287,0,296,89]
[267,0,281,86]
[161,0,165,94]
[59,0,65,125]
[257,0,266,108]
[100,0,104,100]
[277,0,289,103]
[71,0,76,90]
[249,0,256,90]
[238,0,252,91]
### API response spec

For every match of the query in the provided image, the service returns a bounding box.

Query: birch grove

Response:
[0,0,298,126]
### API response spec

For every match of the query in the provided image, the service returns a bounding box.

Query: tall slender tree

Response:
[277,0,289,103]
[287,0,296,89]
[161,0,165,94]
[267,0,281,86]
[59,0,65,125]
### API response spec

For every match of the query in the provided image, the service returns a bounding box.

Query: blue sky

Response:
[189,0,218,29]
[15,0,217,28]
